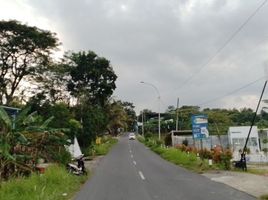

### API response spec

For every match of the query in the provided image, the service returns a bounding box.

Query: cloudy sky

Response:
[1,0,268,113]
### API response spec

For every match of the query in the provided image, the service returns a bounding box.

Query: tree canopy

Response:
[0,20,59,105]
[66,51,117,106]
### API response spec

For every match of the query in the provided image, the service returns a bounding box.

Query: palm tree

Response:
[106,101,128,135]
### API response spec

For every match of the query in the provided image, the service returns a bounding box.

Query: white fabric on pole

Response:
[67,137,83,158]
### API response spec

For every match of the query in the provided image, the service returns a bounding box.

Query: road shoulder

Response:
[202,170,268,198]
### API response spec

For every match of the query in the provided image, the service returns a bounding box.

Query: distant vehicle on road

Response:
[129,133,136,140]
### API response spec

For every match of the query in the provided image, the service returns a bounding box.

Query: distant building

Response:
[228,126,260,154]
[258,129,268,151]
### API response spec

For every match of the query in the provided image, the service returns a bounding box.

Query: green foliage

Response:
[0,20,59,105]
[260,194,268,200]
[68,119,82,139]
[76,105,108,148]
[50,147,72,166]
[0,165,88,200]
[66,51,117,106]
[153,147,209,172]
[120,101,136,131]
[145,132,153,139]
[92,136,118,156]
[164,133,172,146]
[263,148,268,153]
[0,107,12,130]
[0,107,70,180]
[106,101,128,135]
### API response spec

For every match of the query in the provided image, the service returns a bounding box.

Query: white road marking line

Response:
[138,171,145,180]
[131,154,133,158]
[133,161,137,165]
[129,150,132,153]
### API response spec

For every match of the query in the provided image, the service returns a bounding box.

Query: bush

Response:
[50,147,72,166]
[182,139,189,146]
[92,136,118,156]
[199,148,212,159]
[263,138,268,144]
[164,134,172,146]
[145,133,153,140]
[221,150,232,170]
[175,144,187,152]
[155,139,163,146]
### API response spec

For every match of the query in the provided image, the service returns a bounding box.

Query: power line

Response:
[195,76,265,107]
[175,0,268,91]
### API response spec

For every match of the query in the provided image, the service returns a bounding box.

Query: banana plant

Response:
[0,106,69,180]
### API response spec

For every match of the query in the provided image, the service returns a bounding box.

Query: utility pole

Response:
[142,110,144,137]
[176,97,179,131]
[240,80,267,171]
[140,81,161,140]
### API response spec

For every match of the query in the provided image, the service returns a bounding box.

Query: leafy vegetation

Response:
[138,106,268,136]
[260,194,268,200]
[92,136,118,156]
[0,106,70,180]
[0,20,59,105]
[0,20,138,184]
[139,135,232,172]
[0,165,88,200]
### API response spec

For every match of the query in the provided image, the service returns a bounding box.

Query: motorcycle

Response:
[67,154,86,175]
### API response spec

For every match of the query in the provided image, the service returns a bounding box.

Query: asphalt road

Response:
[75,134,256,200]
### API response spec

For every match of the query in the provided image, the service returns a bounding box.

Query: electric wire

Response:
[175,0,268,91]
[176,76,265,113]
[197,76,265,107]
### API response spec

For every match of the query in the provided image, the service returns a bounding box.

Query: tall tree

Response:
[66,51,117,106]
[0,20,59,105]
[106,101,128,135]
[120,101,136,131]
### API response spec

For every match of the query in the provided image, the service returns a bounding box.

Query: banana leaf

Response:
[0,107,12,130]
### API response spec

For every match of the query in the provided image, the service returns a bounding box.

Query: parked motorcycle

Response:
[67,154,86,175]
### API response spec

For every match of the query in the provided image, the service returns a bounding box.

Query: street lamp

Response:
[140,81,161,140]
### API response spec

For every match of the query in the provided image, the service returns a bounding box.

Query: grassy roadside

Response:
[260,194,268,200]
[0,165,88,200]
[92,136,118,156]
[138,135,219,173]
[0,136,118,200]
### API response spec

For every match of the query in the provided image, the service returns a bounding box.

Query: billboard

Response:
[191,114,209,140]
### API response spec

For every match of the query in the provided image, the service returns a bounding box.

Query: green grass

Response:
[0,165,88,200]
[260,194,268,200]
[93,137,118,156]
[247,168,268,176]
[151,146,211,173]
[138,135,221,173]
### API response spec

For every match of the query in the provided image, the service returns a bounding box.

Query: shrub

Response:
[221,149,232,170]
[182,139,189,146]
[164,133,172,146]
[175,144,187,152]
[145,133,153,140]
[263,138,268,144]
[155,139,163,146]
[199,148,212,159]
[92,136,118,156]
[50,147,71,166]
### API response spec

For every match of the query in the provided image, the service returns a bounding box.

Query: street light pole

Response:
[140,81,161,140]
[176,97,179,131]
[142,110,144,137]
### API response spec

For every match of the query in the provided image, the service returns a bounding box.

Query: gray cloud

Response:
[2,0,268,112]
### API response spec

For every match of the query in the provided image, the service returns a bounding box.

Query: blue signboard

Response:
[191,114,209,140]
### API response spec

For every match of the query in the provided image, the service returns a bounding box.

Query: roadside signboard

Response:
[191,114,209,140]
